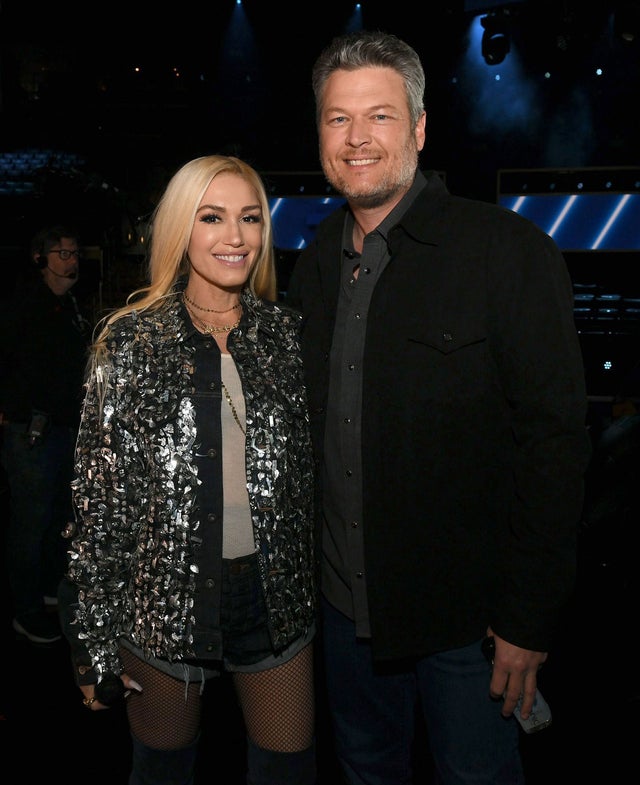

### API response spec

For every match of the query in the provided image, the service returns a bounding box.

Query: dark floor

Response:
[2,407,640,783]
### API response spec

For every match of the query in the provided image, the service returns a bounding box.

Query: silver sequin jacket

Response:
[65,285,315,678]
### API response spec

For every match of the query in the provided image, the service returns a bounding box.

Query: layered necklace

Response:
[184,290,246,433]
[190,313,241,335]
[221,381,246,435]
[183,293,241,336]
[184,290,241,315]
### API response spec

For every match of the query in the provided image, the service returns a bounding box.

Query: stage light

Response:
[481,11,511,65]
[615,2,640,42]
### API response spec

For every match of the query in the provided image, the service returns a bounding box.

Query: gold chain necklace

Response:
[185,302,241,335]
[183,291,240,314]
[221,381,246,435]
[197,316,241,335]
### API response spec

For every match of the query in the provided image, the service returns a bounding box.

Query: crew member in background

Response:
[0,223,90,644]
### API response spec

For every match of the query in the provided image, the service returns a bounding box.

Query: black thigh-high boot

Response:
[129,733,199,785]
[246,737,316,785]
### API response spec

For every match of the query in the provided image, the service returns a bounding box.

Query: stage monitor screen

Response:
[498,192,640,252]
[269,195,345,251]
[497,167,640,252]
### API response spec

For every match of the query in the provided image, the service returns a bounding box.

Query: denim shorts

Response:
[120,552,314,683]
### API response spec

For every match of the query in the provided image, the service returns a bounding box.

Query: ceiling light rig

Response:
[615,1,640,42]
[481,9,512,65]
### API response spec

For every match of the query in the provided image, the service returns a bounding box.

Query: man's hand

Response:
[486,627,547,719]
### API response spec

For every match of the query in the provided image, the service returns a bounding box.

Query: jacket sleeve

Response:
[57,575,96,686]
[60,342,145,680]
[487,213,593,649]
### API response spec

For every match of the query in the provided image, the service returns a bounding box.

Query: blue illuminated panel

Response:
[269,196,345,251]
[269,183,640,253]
[498,193,640,251]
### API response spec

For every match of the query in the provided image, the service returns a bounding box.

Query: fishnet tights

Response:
[233,640,314,752]
[121,647,202,751]
[120,642,314,753]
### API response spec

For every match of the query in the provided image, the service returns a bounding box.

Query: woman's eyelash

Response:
[199,213,261,223]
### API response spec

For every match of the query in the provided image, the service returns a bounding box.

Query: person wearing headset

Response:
[0,224,91,644]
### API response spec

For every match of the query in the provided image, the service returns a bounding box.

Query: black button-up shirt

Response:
[322,174,427,637]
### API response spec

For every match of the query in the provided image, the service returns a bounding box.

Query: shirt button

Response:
[346,469,352,477]
[207,512,217,523]
[351,521,358,528]
[343,417,351,423]
[363,268,371,274]
[207,448,217,458]
[356,572,363,579]
[205,578,215,589]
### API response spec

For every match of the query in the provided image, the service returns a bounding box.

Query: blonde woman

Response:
[59,155,316,785]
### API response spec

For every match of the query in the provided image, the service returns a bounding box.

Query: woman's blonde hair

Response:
[93,155,277,353]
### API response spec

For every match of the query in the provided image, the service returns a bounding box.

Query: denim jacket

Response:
[64,284,315,679]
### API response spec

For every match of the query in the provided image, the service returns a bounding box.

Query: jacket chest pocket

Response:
[399,325,494,402]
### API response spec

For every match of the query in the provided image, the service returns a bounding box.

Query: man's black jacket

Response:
[287,171,592,661]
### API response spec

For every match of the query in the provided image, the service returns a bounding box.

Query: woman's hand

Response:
[80,672,142,710]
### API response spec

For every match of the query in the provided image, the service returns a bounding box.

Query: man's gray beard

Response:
[345,183,408,209]
[323,146,418,209]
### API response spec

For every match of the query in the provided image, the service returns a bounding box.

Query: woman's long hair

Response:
[92,155,277,359]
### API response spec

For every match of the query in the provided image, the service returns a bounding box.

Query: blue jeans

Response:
[322,597,524,785]
[2,421,75,618]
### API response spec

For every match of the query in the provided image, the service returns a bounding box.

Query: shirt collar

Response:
[341,169,428,256]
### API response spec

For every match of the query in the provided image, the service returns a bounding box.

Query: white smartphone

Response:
[482,636,553,734]
[513,688,553,734]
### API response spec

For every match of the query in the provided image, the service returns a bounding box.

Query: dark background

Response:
[1,0,639,389]
[1,3,640,781]
[1,0,639,208]
[1,1,639,405]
